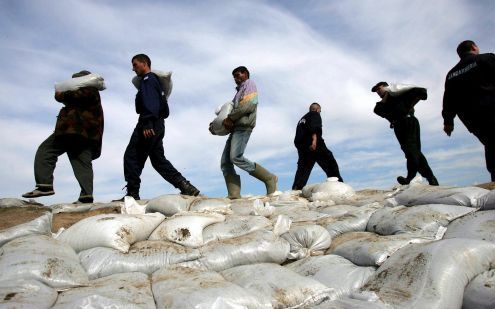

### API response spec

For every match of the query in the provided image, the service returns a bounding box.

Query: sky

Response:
[0,0,494,204]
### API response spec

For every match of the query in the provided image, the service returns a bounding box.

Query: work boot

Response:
[178,180,200,196]
[249,163,278,195]
[427,176,439,186]
[397,176,411,185]
[75,196,94,204]
[224,174,241,199]
[112,186,140,202]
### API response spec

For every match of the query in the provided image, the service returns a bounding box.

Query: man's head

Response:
[132,54,151,77]
[309,102,321,113]
[72,70,91,78]
[371,81,389,98]
[232,66,250,85]
[456,40,479,58]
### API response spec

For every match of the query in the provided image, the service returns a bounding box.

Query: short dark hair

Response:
[309,102,321,111]
[232,66,250,78]
[132,54,151,67]
[72,70,91,78]
[456,40,476,58]
[371,81,388,92]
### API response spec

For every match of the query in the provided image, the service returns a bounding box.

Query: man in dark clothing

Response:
[372,81,439,186]
[116,54,199,200]
[442,40,495,182]
[23,70,104,203]
[292,102,343,190]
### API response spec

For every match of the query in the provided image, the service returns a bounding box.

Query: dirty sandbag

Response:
[221,263,332,308]
[253,199,276,217]
[281,224,332,259]
[476,190,495,210]
[0,198,43,208]
[202,215,271,244]
[148,212,225,247]
[272,207,330,223]
[121,196,146,214]
[57,213,165,253]
[52,272,155,309]
[327,231,431,267]
[0,279,58,309]
[462,269,495,309]
[286,254,376,301]
[302,178,355,203]
[179,230,289,272]
[152,265,267,309]
[79,240,201,279]
[366,204,475,239]
[357,238,495,309]
[312,297,392,309]
[0,234,88,289]
[146,194,197,216]
[189,197,231,214]
[55,73,106,92]
[273,214,292,236]
[443,210,495,242]
[317,204,358,217]
[0,211,52,247]
[209,101,233,136]
[132,69,173,99]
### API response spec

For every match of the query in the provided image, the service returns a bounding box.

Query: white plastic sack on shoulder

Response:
[146,194,197,216]
[366,204,476,239]
[0,235,88,289]
[152,265,267,309]
[463,269,495,309]
[443,210,495,242]
[203,215,271,244]
[358,238,495,309]
[132,69,173,98]
[57,213,165,253]
[79,240,201,279]
[189,197,231,214]
[121,196,147,214]
[148,212,225,247]
[384,83,419,97]
[303,178,355,203]
[221,263,332,308]
[55,73,106,92]
[52,272,155,309]
[209,101,233,136]
[0,212,52,247]
[0,279,58,309]
[281,225,332,259]
[477,190,495,210]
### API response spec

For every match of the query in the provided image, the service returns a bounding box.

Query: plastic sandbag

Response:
[443,210,495,242]
[273,214,292,236]
[313,297,392,309]
[152,265,267,309]
[79,240,201,279]
[221,263,332,308]
[0,212,52,247]
[0,235,88,289]
[286,254,376,301]
[477,190,495,210]
[302,178,355,202]
[148,212,225,247]
[281,225,332,259]
[272,207,330,223]
[121,196,146,214]
[463,269,495,309]
[0,279,58,309]
[0,198,42,207]
[52,272,155,309]
[209,101,233,136]
[253,199,276,217]
[202,215,271,244]
[57,213,165,253]
[318,203,382,238]
[366,204,475,239]
[317,204,358,217]
[189,197,231,214]
[358,238,495,308]
[55,73,106,92]
[146,194,197,216]
[132,69,173,99]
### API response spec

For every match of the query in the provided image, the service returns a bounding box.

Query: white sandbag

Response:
[286,254,376,301]
[302,178,355,202]
[317,204,358,217]
[0,279,58,309]
[57,213,165,253]
[318,203,382,238]
[313,297,392,308]
[229,198,260,216]
[79,240,201,279]
[146,194,197,216]
[273,214,292,236]
[202,215,271,244]
[358,238,495,309]
[121,196,146,214]
[366,204,476,239]
[477,190,495,210]
[253,199,276,217]
[273,207,330,223]
[152,265,267,309]
[327,232,431,266]
[179,230,289,272]
[132,69,173,98]
[52,272,155,309]
[221,263,332,308]
[281,224,332,259]
[0,212,52,247]
[443,210,495,242]
[55,73,106,92]
[209,101,233,136]
[148,212,225,247]
[0,198,42,207]
[463,269,495,309]
[0,235,88,289]
[189,197,231,214]
[392,183,489,207]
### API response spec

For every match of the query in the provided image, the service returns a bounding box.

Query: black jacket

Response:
[374,87,427,124]
[294,111,323,149]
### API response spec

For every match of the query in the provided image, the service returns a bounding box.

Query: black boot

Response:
[427,176,439,186]
[178,180,200,196]
[397,176,411,185]
[112,186,140,202]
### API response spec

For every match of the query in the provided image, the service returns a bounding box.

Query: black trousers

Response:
[292,141,343,190]
[472,125,495,181]
[393,116,435,180]
[123,120,184,191]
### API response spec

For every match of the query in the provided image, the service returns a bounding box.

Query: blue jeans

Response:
[221,129,255,176]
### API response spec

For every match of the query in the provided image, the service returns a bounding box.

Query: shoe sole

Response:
[22,190,55,198]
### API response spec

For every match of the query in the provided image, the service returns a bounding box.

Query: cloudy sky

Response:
[1,0,494,204]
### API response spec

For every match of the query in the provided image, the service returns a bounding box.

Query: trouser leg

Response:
[34,133,65,189]
[67,144,94,200]
[292,149,316,190]
[474,128,495,181]
[149,129,185,187]
[124,126,149,190]
[230,129,255,173]
[315,143,344,182]
[221,134,236,176]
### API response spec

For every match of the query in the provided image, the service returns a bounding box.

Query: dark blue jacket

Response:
[135,72,162,129]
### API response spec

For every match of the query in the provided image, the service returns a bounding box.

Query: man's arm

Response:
[139,75,162,137]
[309,133,317,151]
[54,87,98,104]
[442,79,457,137]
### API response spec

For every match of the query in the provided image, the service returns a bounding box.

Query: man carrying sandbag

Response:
[23,70,104,203]
[115,54,199,200]
[221,66,277,199]
[372,81,439,186]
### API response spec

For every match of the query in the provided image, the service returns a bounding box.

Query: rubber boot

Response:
[249,163,278,195]
[224,174,241,199]
[427,176,439,186]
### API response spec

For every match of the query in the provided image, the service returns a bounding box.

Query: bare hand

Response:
[444,125,454,136]
[309,142,317,151]
[223,117,234,131]
[143,128,155,138]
